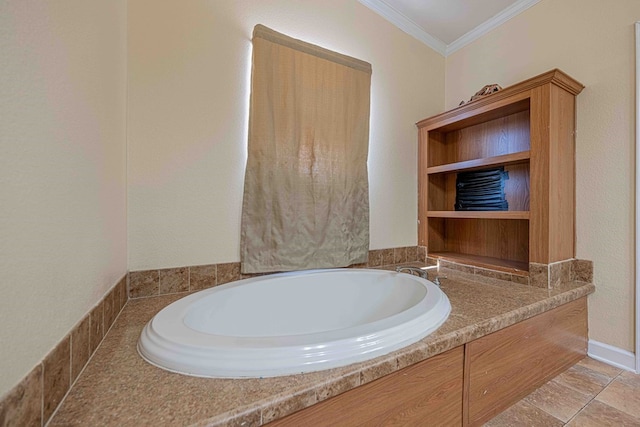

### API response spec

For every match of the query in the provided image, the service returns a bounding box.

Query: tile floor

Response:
[485,357,640,426]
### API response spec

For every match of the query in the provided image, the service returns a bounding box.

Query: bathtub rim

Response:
[138,268,451,378]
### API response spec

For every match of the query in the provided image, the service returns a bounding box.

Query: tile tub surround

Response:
[0,275,128,427]
[432,257,593,289]
[49,267,594,426]
[128,246,427,299]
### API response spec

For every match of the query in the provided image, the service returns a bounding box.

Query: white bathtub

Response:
[138,268,451,378]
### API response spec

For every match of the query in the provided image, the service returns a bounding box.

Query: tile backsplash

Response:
[0,275,127,427]
[129,249,595,299]
[430,257,593,289]
[128,246,428,299]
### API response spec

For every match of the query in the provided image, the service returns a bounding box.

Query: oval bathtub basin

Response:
[138,268,451,378]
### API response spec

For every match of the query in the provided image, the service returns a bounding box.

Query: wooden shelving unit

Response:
[417,69,584,274]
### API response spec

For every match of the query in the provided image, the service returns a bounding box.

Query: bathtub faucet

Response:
[395,266,429,280]
[396,266,445,286]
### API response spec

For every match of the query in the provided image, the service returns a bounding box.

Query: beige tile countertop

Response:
[49,267,595,427]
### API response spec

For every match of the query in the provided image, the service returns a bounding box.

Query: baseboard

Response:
[587,339,636,372]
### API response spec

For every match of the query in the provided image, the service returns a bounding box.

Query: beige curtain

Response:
[240,25,372,273]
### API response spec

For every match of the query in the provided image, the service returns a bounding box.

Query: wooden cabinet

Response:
[417,70,584,275]
[464,297,587,426]
[265,298,588,427]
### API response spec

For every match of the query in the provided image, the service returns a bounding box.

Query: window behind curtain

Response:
[240,25,372,273]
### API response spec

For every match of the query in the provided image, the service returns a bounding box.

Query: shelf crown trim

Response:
[417,69,584,130]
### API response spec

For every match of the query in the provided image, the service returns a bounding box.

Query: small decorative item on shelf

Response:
[455,167,509,211]
[459,84,502,106]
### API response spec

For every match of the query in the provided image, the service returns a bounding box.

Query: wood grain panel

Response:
[439,110,530,166]
[427,217,446,253]
[528,84,551,263]
[438,218,529,264]
[466,297,588,426]
[548,85,576,261]
[427,131,446,168]
[267,347,464,427]
[504,163,530,211]
[418,127,430,246]
[427,174,451,211]
[529,83,576,263]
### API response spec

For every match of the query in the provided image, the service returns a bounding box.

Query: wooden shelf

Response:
[427,211,529,220]
[426,151,530,175]
[428,252,529,276]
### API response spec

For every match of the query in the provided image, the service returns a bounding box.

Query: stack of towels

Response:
[455,167,509,211]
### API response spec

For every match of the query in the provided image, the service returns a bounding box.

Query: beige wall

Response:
[0,1,127,396]
[127,0,445,270]
[445,0,640,351]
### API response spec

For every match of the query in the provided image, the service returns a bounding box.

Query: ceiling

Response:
[359,0,540,56]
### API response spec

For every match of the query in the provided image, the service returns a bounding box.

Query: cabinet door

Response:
[465,298,587,426]
[267,346,464,427]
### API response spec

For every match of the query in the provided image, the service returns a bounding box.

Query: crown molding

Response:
[358,0,447,56]
[446,0,541,55]
[359,0,541,57]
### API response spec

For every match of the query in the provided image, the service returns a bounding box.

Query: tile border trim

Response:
[431,256,593,288]
[0,274,128,426]
[128,246,428,299]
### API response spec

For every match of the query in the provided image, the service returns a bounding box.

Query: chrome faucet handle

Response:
[395,266,428,280]
[433,275,447,287]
